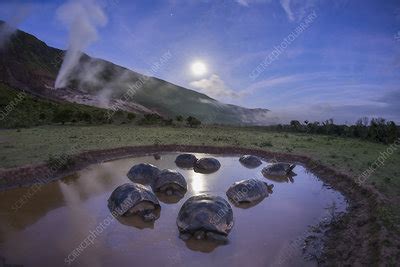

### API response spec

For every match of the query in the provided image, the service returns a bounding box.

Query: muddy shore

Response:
[0,144,397,265]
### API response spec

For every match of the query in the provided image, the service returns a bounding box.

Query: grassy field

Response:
[1,124,400,229]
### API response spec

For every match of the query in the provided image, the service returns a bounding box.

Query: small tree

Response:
[127,113,136,121]
[368,117,386,143]
[77,111,92,123]
[290,120,301,131]
[164,118,173,126]
[138,114,163,125]
[39,113,46,120]
[53,109,73,125]
[176,115,183,122]
[386,121,398,144]
[354,117,368,139]
[186,116,201,128]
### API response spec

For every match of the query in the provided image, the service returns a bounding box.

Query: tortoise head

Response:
[264,182,274,193]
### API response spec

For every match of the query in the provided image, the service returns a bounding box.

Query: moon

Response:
[191,61,207,76]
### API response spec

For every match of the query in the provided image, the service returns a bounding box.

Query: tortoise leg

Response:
[179,232,191,241]
[142,212,157,222]
[288,164,296,172]
[206,232,228,244]
[140,208,158,222]
[194,230,205,240]
[174,190,184,198]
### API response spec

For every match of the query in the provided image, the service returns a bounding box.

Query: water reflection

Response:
[116,209,161,229]
[230,197,267,209]
[156,192,184,204]
[262,165,297,183]
[0,181,65,231]
[61,173,80,185]
[189,172,206,193]
[239,161,259,169]
[262,174,296,183]
[184,238,220,253]
[58,181,95,237]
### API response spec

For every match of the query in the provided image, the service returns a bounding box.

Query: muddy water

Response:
[0,153,346,267]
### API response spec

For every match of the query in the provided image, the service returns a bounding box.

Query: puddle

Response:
[0,153,347,267]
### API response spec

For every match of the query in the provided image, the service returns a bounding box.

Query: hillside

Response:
[0,82,137,128]
[0,21,271,125]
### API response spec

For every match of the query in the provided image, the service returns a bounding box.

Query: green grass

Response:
[1,124,399,228]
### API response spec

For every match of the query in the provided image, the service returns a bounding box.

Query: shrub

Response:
[52,109,74,124]
[186,116,201,128]
[164,118,173,126]
[77,111,92,123]
[138,114,164,125]
[257,117,399,145]
[127,113,136,121]
[46,153,75,171]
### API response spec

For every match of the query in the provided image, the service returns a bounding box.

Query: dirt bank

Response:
[0,145,398,265]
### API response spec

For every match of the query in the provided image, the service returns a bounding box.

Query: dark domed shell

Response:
[194,158,221,173]
[177,194,234,236]
[226,179,273,206]
[175,154,198,168]
[261,163,296,177]
[153,169,187,194]
[239,155,262,168]
[107,183,160,217]
[127,163,160,185]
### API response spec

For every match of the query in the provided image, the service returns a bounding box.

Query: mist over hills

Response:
[0,21,274,125]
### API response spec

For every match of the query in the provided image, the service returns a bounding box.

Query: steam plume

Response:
[0,5,31,49]
[55,0,107,89]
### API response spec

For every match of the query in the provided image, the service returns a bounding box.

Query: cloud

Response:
[55,0,108,89]
[244,73,322,95]
[279,0,295,21]
[376,90,400,114]
[236,0,316,22]
[190,74,241,100]
[242,71,400,123]
[235,0,272,7]
[0,22,15,49]
[263,100,400,125]
[279,0,317,22]
[246,75,302,91]
[236,0,250,6]
[0,5,31,49]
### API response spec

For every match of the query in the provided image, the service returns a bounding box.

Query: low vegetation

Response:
[46,153,76,171]
[186,116,201,127]
[255,118,399,145]
[0,83,137,128]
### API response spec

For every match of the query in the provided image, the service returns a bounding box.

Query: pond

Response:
[0,153,347,267]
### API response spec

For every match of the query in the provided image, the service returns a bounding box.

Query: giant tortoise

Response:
[177,194,234,244]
